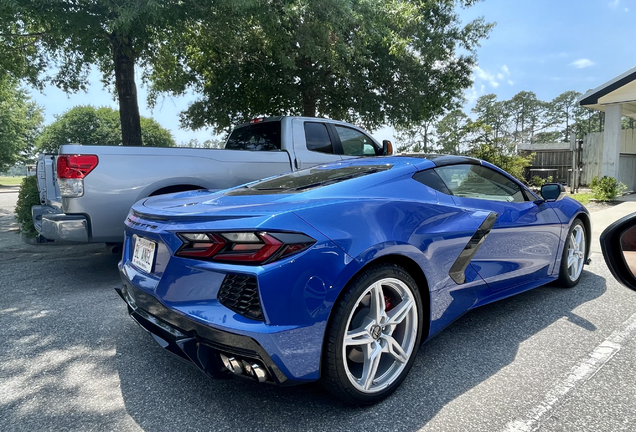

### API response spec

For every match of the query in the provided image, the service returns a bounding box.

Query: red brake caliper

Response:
[384,295,394,311]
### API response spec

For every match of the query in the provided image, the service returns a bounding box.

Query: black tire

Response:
[321,263,424,405]
[556,219,587,288]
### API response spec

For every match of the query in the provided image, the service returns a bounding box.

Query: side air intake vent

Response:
[217,274,263,321]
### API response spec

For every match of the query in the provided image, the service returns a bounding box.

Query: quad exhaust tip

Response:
[220,354,269,383]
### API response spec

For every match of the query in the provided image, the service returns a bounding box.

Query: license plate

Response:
[132,235,156,274]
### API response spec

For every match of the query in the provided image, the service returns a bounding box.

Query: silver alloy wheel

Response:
[342,277,418,394]
[567,225,586,281]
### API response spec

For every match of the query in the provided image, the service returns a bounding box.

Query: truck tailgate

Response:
[36,154,61,209]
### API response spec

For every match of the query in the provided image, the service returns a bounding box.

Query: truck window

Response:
[334,126,378,156]
[225,122,281,151]
[304,122,334,154]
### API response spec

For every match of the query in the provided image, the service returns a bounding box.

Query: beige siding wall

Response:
[581,129,636,186]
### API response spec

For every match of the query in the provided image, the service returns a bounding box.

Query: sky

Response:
[28,0,636,145]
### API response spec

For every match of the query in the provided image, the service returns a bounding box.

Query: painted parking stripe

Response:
[504,310,636,432]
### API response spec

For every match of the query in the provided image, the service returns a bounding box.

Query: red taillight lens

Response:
[57,154,99,179]
[175,231,315,265]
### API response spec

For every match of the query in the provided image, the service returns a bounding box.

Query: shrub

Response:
[531,176,544,188]
[590,175,627,201]
[15,175,40,237]
[531,175,553,188]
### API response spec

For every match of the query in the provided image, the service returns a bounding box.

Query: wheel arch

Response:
[318,253,432,379]
[327,253,432,342]
[574,211,592,261]
[372,254,431,340]
[149,184,206,197]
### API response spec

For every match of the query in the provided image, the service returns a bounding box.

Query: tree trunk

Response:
[113,39,143,146]
[302,90,317,117]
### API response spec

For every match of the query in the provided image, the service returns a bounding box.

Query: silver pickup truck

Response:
[33,116,392,247]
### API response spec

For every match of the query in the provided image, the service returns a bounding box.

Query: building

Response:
[579,67,636,191]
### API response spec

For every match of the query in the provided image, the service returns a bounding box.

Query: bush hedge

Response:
[590,175,627,201]
[15,175,40,238]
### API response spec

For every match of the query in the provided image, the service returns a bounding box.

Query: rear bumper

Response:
[115,281,292,385]
[32,205,88,242]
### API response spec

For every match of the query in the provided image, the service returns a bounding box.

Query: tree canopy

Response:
[36,105,174,153]
[0,0,186,146]
[150,0,493,133]
[0,76,43,171]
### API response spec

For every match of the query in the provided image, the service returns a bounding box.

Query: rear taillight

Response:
[175,231,315,265]
[57,155,98,179]
[56,154,98,197]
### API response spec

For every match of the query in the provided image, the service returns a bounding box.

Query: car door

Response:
[291,119,345,169]
[434,163,562,292]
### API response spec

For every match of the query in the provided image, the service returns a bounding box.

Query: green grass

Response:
[569,192,594,205]
[0,176,24,186]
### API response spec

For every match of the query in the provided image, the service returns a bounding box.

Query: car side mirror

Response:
[382,140,393,156]
[540,183,565,201]
[600,213,636,291]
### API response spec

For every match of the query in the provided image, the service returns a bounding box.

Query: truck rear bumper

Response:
[32,205,89,242]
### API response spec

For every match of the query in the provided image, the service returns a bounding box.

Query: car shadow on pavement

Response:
[114,270,607,432]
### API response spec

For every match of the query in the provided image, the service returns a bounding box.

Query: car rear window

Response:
[225,121,281,151]
[226,164,392,195]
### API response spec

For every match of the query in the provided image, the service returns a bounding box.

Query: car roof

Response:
[396,153,482,167]
[332,154,483,171]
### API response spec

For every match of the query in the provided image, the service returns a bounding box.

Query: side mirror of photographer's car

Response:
[600,212,636,291]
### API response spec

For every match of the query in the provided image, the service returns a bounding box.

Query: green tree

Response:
[0,0,185,147]
[463,120,533,182]
[571,105,603,139]
[548,90,581,142]
[0,76,43,170]
[533,131,562,143]
[395,118,437,154]
[150,0,493,133]
[506,91,546,144]
[36,105,174,153]
[472,94,510,140]
[436,109,470,154]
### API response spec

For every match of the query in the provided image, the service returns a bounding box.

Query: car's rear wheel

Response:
[321,263,423,405]
[557,219,586,287]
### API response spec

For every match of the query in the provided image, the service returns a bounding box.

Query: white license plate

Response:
[132,236,156,274]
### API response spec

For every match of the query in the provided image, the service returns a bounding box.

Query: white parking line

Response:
[503,311,636,432]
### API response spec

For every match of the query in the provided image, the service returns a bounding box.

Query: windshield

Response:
[226,164,392,195]
[225,122,281,151]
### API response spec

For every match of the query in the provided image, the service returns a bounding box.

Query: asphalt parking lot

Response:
[1,190,636,432]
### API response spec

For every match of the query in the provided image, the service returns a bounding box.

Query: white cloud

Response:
[465,86,479,105]
[497,73,505,80]
[474,66,500,88]
[508,80,514,86]
[570,58,595,69]
[626,8,629,12]
[608,0,620,9]
[501,65,510,75]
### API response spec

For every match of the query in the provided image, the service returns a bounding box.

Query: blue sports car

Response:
[116,155,590,405]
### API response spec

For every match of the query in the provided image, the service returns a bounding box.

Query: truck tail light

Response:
[57,154,98,197]
[175,231,315,265]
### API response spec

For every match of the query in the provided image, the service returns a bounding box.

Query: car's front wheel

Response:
[557,219,587,287]
[321,263,424,405]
